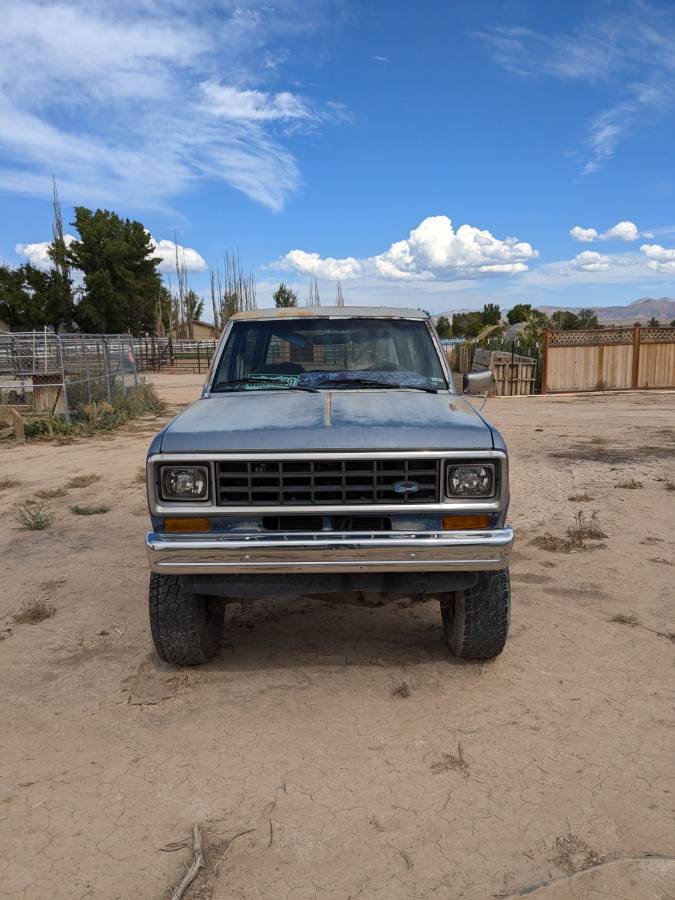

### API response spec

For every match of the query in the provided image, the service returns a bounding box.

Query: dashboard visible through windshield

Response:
[211,317,449,393]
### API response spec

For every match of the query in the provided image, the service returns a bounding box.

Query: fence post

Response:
[119,341,127,395]
[56,334,71,423]
[631,324,641,389]
[130,337,138,388]
[197,343,201,373]
[541,330,549,395]
[81,335,92,404]
[102,337,112,402]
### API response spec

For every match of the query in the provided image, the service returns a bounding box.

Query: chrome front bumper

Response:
[145,528,513,575]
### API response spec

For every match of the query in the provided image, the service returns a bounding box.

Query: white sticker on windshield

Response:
[244,374,299,390]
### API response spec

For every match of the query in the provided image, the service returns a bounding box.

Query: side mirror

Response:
[463,370,493,396]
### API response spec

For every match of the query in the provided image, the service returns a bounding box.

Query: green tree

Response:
[576,308,600,329]
[481,302,501,326]
[647,316,660,327]
[67,208,162,333]
[521,310,549,344]
[550,310,580,330]
[273,282,298,308]
[435,315,452,338]
[506,303,532,326]
[0,263,72,332]
[452,312,483,338]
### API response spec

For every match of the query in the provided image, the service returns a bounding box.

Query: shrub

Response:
[70,504,111,515]
[25,382,165,440]
[17,498,55,530]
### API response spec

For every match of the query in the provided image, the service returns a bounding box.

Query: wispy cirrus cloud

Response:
[0,1,346,212]
[476,4,675,175]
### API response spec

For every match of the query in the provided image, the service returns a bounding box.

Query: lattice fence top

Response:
[547,325,675,347]
[548,328,632,346]
[640,327,675,343]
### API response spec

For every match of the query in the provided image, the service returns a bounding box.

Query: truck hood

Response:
[159,390,494,453]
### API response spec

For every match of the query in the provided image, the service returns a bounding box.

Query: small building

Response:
[168,320,220,340]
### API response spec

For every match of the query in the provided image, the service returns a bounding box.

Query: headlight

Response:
[446,463,495,498]
[160,465,209,501]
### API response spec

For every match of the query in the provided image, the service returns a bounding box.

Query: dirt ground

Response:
[1,375,674,900]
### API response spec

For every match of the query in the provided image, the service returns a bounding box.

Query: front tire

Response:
[440,569,510,659]
[149,574,224,666]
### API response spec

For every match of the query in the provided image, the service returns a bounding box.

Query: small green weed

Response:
[17,498,54,530]
[70,504,111,516]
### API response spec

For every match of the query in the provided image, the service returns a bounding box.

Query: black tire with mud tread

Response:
[149,573,224,666]
[440,569,510,659]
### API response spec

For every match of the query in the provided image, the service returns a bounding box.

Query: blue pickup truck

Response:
[145,307,512,665]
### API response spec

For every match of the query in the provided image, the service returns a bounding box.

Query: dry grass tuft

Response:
[551,834,600,874]
[0,478,21,491]
[35,486,68,499]
[70,503,111,516]
[65,474,101,489]
[392,682,411,699]
[532,511,607,553]
[611,613,639,627]
[431,742,468,774]
[16,498,54,530]
[12,599,56,625]
[568,491,592,502]
[134,466,146,484]
[616,478,643,489]
[664,479,675,491]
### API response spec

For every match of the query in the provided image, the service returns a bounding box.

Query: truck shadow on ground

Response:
[206,596,466,672]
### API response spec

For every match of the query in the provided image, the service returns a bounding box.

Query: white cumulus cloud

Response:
[150,239,207,273]
[572,250,610,272]
[570,220,641,242]
[569,226,599,242]
[15,235,76,268]
[640,243,675,273]
[16,234,206,273]
[278,215,538,282]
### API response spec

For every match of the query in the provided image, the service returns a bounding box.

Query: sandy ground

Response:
[0,375,674,900]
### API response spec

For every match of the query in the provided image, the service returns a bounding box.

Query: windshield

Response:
[211,317,449,392]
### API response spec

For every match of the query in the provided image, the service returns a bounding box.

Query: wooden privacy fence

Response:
[541,325,675,393]
[472,348,537,396]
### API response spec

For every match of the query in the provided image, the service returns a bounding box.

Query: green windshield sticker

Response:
[244,374,299,390]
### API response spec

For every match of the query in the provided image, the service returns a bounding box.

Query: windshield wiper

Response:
[213,378,318,393]
[317,378,438,394]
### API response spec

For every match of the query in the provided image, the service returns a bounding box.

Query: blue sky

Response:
[2,0,675,314]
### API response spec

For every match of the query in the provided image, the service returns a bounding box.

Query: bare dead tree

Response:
[219,250,257,325]
[209,269,221,334]
[335,280,344,307]
[49,177,74,328]
[306,276,321,307]
[174,239,190,338]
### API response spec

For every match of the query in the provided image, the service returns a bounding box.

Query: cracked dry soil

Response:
[1,377,674,900]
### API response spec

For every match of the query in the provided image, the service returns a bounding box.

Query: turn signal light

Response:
[442,514,490,531]
[164,517,211,533]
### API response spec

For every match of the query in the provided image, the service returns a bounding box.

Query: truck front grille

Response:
[216,458,440,506]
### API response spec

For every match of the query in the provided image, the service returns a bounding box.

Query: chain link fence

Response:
[0,331,139,422]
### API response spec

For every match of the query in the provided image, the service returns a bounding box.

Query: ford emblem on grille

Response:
[393,480,420,495]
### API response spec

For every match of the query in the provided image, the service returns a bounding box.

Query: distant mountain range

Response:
[434,297,675,325]
[537,297,675,324]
